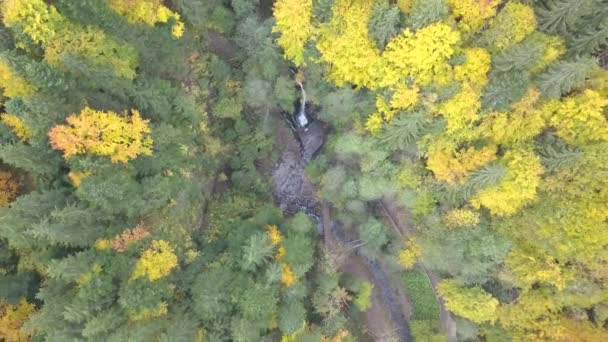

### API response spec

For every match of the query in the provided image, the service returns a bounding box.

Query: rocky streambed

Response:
[270,105,412,341]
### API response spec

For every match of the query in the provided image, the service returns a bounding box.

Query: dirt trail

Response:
[340,255,397,341]
[325,205,411,341]
[381,198,458,342]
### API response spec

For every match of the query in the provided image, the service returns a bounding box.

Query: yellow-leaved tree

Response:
[381,22,461,87]
[443,208,480,228]
[498,289,564,341]
[1,114,31,141]
[454,48,491,88]
[0,59,35,98]
[273,0,313,66]
[426,138,497,184]
[448,0,500,34]
[437,279,499,324]
[478,88,546,146]
[471,150,543,216]
[1,0,65,44]
[481,2,537,51]
[316,0,383,88]
[502,246,568,291]
[131,240,178,281]
[48,107,153,163]
[398,237,421,269]
[543,89,608,145]
[281,263,296,287]
[2,0,138,79]
[438,83,481,133]
[107,0,185,38]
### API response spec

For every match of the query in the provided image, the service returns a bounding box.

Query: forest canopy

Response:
[0,0,607,341]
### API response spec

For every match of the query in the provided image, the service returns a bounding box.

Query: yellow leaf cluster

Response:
[266,225,283,246]
[438,83,481,133]
[484,2,537,51]
[382,22,461,87]
[48,107,153,163]
[390,85,420,111]
[68,171,91,188]
[472,150,543,216]
[437,279,499,324]
[443,209,480,228]
[364,112,384,135]
[454,48,491,88]
[281,263,296,287]
[0,60,35,98]
[44,27,138,79]
[128,302,168,321]
[273,0,313,66]
[365,84,420,134]
[276,245,286,260]
[397,165,421,189]
[398,238,421,270]
[504,248,567,291]
[315,5,460,89]
[587,69,608,97]
[530,33,566,72]
[0,170,19,208]
[0,299,35,342]
[131,240,178,282]
[94,238,111,251]
[498,290,564,341]
[1,114,31,141]
[544,89,608,145]
[529,144,608,269]
[449,0,500,33]
[1,0,64,44]
[426,139,497,184]
[267,224,288,260]
[374,96,395,121]
[316,0,382,88]
[479,88,546,145]
[107,0,185,38]
[2,0,138,79]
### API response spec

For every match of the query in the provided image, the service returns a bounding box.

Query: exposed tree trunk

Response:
[322,201,333,249]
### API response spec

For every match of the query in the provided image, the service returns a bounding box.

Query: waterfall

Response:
[295,79,309,128]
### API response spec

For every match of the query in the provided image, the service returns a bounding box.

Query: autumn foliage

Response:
[437,279,499,324]
[95,224,152,252]
[131,240,178,281]
[273,0,313,66]
[0,169,19,208]
[0,299,35,342]
[48,107,153,163]
[107,0,185,38]
[0,59,35,98]
[1,114,31,141]
[1,0,138,79]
